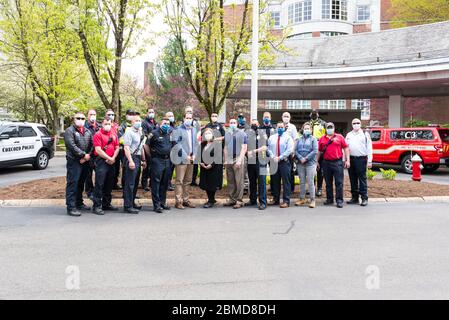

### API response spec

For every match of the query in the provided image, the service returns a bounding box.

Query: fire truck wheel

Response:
[400,154,413,174]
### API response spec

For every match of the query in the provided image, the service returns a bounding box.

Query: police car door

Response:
[18,126,39,159]
[0,125,21,162]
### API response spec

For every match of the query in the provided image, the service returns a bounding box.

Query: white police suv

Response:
[0,121,55,170]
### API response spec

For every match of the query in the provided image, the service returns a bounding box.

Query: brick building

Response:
[224,0,449,127]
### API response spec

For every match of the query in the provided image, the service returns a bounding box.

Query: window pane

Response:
[1,125,19,137]
[390,130,434,141]
[266,100,282,110]
[19,126,37,137]
[322,0,330,19]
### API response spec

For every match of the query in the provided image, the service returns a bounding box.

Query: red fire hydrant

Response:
[412,154,423,182]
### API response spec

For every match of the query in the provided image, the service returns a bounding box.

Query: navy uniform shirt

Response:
[259,123,276,139]
[146,128,172,158]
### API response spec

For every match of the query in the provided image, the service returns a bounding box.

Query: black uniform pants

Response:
[93,158,115,209]
[66,158,90,210]
[317,157,324,191]
[113,148,123,188]
[85,164,94,197]
[123,155,141,209]
[322,159,344,203]
[247,163,267,206]
[271,160,292,205]
[348,156,368,200]
[150,157,171,209]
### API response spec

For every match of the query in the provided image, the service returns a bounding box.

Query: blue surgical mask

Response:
[238,118,246,126]
[161,124,170,133]
[326,128,335,136]
[133,122,141,130]
[184,119,192,127]
[229,124,237,131]
[277,128,285,135]
[263,118,270,125]
[303,129,311,137]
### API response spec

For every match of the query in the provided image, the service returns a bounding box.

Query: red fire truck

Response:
[366,126,449,174]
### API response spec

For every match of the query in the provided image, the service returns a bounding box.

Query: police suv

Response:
[0,121,55,170]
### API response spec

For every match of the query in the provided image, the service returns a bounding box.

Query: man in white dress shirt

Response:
[345,118,373,207]
[282,112,298,193]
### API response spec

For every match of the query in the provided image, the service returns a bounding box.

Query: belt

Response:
[323,158,342,162]
[153,154,170,160]
[350,155,368,159]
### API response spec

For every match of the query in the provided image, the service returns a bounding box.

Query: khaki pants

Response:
[175,164,193,204]
[226,159,246,204]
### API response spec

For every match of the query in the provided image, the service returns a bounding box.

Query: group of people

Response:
[64,107,373,217]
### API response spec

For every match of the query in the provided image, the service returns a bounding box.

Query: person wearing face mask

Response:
[295,123,318,209]
[205,113,226,143]
[345,118,373,207]
[199,128,224,208]
[237,113,250,130]
[282,112,298,194]
[185,107,201,187]
[141,107,158,191]
[84,109,100,201]
[165,111,177,191]
[259,112,276,197]
[91,118,120,215]
[224,118,248,209]
[64,112,94,217]
[122,115,147,214]
[317,122,350,208]
[267,122,294,208]
[145,118,174,213]
[310,110,326,197]
[172,113,198,210]
[117,109,136,190]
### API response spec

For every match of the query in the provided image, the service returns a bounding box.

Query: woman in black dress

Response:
[199,128,224,208]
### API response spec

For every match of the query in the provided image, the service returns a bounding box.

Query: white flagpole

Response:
[250,0,259,121]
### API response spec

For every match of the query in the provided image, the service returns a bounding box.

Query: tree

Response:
[148,38,204,121]
[0,0,94,133]
[390,0,449,26]
[70,0,155,117]
[163,0,287,118]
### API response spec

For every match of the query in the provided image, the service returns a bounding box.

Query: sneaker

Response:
[295,199,307,206]
[93,207,105,215]
[336,202,344,208]
[316,189,322,197]
[308,200,316,208]
[347,198,360,205]
[175,203,185,210]
[361,199,368,207]
[203,202,214,208]
[67,209,82,217]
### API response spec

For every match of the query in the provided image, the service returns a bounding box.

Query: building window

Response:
[357,5,370,22]
[288,1,312,24]
[323,0,347,21]
[321,31,348,37]
[266,100,282,110]
[271,11,281,28]
[287,100,311,109]
[352,99,371,120]
[319,100,346,110]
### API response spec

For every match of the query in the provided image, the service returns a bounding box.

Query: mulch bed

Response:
[0,176,448,200]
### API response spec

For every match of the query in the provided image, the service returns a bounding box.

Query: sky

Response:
[121,8,168,88]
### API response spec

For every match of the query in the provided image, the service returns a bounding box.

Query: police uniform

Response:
[147,127,173,211]
[247,126,269,208]
[84,120,100,199]
[141,117,158,190]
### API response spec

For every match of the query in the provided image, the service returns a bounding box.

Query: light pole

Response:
[250,0,259,121]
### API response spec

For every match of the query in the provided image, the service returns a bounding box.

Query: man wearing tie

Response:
[267,121,294,208]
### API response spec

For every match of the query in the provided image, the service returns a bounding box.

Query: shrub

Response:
[405,119,430,127]
[367,169,377,180]
[380,168,397,180]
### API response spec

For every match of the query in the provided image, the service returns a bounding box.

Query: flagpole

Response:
[250,0,259,121]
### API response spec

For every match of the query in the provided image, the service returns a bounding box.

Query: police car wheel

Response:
[33,150,49,170]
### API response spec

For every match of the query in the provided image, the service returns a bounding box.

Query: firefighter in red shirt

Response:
[92,117,120,215]
[317,122,350,208]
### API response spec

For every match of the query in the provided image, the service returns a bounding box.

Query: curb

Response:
[2,196,449,207]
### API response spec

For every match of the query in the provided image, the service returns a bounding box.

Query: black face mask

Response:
[311,115,318,120]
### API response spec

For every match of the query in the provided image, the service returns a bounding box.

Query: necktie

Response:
[277,135,281,157]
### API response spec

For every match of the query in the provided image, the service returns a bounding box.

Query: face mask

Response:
[205,133,213,141]
[229,124,237,131]
[263,118,270,125]
[283,117,290,124]
[107,114,115,121]
[126,115,133,122]
[352,124,361,131]
[211,117,218,123]
[311,114,318,120]
[303,129,311,136]
[89,115,96,123]
[169,117,175,123]
[184,119,192,127]
[161,124,170,133]
[75,120,84,127]
[326,128,335,136]
[238,118,246,126]
[103,125,111,132]
[133,122,142,130]
[148,113,155,119]
[277,128,285,135]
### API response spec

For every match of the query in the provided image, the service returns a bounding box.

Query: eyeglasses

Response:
[75,117,85,120]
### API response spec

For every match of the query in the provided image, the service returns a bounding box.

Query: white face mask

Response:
[103,124,111,132]
[352,124,361,131]
[89,115,96,123]
[75,119,84,127]
[211,117,218,123]
[205,133,213,141]
[283,117,290,124]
